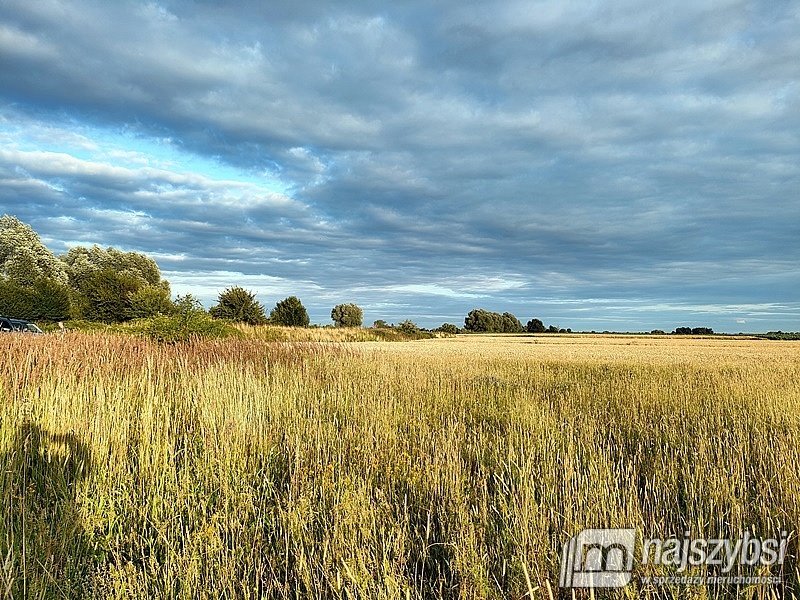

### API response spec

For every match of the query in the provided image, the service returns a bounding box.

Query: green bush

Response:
[270,296,310,327]
[210,287,267,325]
[129,285,174,319]
[130,295,238,342]
[0,278,71,321]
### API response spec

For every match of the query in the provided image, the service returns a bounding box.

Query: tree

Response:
[129,285,175,319]
[397,320,420,334]
[62,245,168,289]
[464,309,496,332]
[0,215,69,287]
[435,323,459,334]
[210,287,267,325]
[270,296,309,327]
[331,303,363,327]
[500,312,523,333]
[372,320,389,329]
[0,278,71,321]
[464,308,523,333]
[61,245,171,321]
[79,269,142,322]
[526,318,545,333]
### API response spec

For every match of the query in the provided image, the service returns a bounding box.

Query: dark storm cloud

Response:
[0,0,798,330]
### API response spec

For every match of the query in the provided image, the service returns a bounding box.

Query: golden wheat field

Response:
[2,331,800,599]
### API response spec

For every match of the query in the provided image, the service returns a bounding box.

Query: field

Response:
[1,332,799,599]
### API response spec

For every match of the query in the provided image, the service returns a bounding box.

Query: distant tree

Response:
[210,287,267,325]
[270,296,310,327]
[650,329,666,335]
[0,215,69,286]
[435,323,459,334]
[526,318,546,333]
[464,309,491,332]
[500,312,523,333]
[465,309,523,333]
[372,319,389,329]
[331,303,363,327]
[464,308,523,333]
[546,325,559,333]
[691,327,714,335]
[397,320,420,334]
[673,327,693,335]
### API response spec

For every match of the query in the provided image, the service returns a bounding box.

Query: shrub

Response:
[397,320,420,334]
[129,285,174,319]
[210,287,268,325]
[331,303,363,327]
[132,295,237,342]
[372,320,389,329]
[270,296,310,327]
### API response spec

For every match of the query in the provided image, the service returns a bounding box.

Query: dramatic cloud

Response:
[1,0,798,330]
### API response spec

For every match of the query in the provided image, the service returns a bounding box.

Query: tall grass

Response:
[1,333,798,598]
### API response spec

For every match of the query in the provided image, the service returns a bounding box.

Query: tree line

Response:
[0,215,367,328]
[6,215,723,336]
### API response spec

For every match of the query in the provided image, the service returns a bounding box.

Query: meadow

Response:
[1,331,799,599]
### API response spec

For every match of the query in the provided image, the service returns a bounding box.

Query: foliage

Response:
[131,295,238,342]
[0,277,72,321]
[61,245,171,322]
[0,215,69,286]
[396,319,421,335]
[372,319,389,329]
[330,303,363,327]
[435,323,459,334]
[760,331,800,340]
[61,245,165,290]
[525,318,545,333]
[77,269,143,323]
[674,327,714,335]
[210,287,268,325]
[129,285,174,319]
[270,296,310,327]
[464,308,523,333]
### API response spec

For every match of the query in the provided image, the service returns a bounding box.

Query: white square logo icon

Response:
[559,528,636,588]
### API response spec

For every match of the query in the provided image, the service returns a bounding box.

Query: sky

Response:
[1,0,798,332]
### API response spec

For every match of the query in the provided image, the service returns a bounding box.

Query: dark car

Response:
[0,317,43,334]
